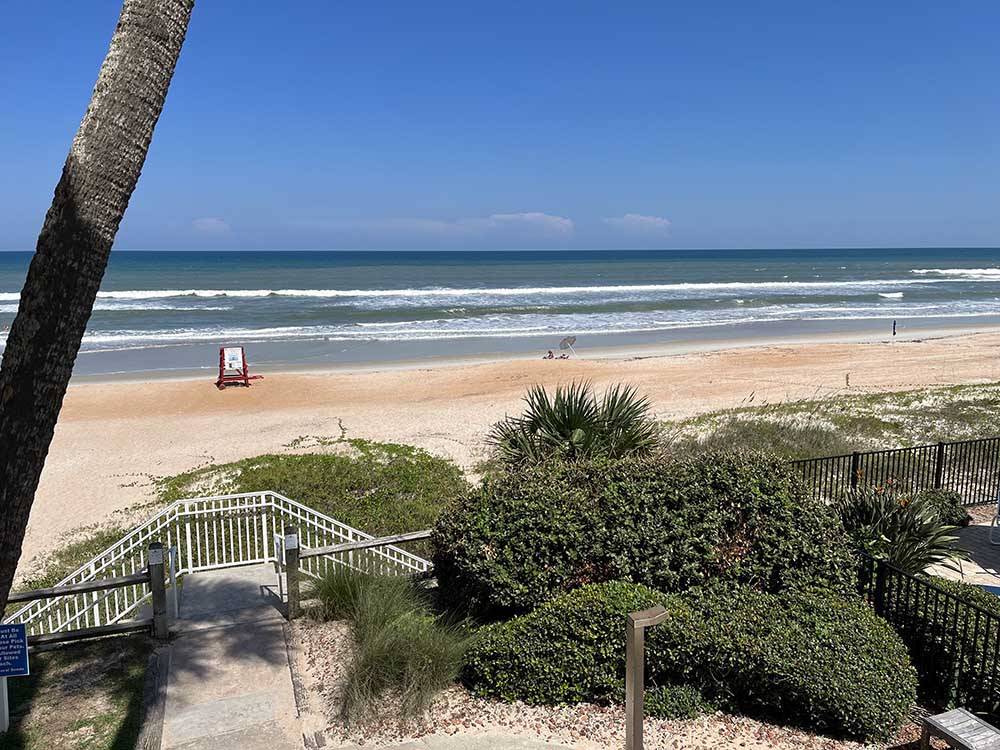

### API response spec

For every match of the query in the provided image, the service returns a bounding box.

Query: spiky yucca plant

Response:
[835,488,970,574]
[488,381,660,465]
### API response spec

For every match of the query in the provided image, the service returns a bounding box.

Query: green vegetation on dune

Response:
[17,525,129,592]
[669,381,1000,458]
[157,439,469,544]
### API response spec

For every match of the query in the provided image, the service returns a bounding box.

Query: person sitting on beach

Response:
[543,350,555,359]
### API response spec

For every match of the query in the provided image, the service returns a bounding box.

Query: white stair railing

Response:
[4,491,430,636]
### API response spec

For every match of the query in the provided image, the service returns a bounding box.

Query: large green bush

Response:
[433,451,855,614]
[650,586,917,741]
[464,582,916,741]
[464,581,667,704]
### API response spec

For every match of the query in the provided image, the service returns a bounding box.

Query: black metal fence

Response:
[858,555,1000,713]
[790,436,1000,506]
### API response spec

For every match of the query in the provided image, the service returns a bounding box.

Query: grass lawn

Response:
[0,635,150,750]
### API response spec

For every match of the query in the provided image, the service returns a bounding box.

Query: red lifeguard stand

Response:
[216,346,263,389]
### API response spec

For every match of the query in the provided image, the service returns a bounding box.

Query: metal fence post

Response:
[625,605,668,750]
[872,558,888,616]
[148,542,169,640]
[1,675,8,734]
[284,526,301,620]
[168,546,180,621]
[934,442,946,489]
[850,451,861,490]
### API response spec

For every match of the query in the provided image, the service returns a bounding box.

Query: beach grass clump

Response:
[488,381,660,466]
[157,439,468,545]
[306,567,471,723]
[433,450,855,615]
[464,581,916,742]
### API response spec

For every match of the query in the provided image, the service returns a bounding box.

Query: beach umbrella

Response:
[559,336,577,356]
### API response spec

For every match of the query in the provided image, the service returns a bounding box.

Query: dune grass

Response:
[307,567,472,723]
[668,382,1000,460]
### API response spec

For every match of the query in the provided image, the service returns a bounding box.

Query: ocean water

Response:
[1,248,1000,377]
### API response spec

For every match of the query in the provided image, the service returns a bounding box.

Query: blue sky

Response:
[1,1,998,250]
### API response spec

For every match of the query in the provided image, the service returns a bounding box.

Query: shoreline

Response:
[22,327,1000,578]
[66,320,1000,386]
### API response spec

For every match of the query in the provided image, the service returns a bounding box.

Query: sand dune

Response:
[22,330,1000,575]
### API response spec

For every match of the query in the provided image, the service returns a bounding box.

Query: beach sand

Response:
[22,329,1000,576]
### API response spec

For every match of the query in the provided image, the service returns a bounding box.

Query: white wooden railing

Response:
[3,491,431,637]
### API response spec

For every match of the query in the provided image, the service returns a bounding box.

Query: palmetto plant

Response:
[835,488,970,574]
[488,381,660,464]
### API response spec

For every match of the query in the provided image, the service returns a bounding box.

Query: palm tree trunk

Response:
[0,0,195,610]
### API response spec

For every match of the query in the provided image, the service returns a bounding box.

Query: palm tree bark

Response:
[0,0,195,611]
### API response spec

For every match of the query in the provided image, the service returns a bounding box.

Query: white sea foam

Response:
[912,268,1000,279]
[0,277,981,305]
[20,299,988,351]
[878,292,904,299]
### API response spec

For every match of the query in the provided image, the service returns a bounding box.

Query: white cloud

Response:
[479,212,574,236]
[603,213,671,235]
[192,217,231,234]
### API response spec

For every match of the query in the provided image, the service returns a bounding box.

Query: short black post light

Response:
[625,605,668,750]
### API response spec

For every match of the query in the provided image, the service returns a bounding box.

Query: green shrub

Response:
[158,440,468,550]
[649,586,917,741]
[914,488,971,527]
[307,567,471,722]
[464,581,669,704]
[464,582,916,741]
[488,382,659,465]
[433,451,855,614]
[836,488,969,573]
[645,684,716,720]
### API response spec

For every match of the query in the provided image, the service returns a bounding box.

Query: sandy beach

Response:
[22,329,1000,575]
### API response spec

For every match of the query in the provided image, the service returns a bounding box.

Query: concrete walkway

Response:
[157,565,578,750]
[934,517,1000,587]
[160,564,303,750]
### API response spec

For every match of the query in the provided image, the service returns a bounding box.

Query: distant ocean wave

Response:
[0,277,977,305]
[0,300,984,351]
[912,268,1000,279]
[0,302,233,313]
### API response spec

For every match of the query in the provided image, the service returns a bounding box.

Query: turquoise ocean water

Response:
[1,248,999,378]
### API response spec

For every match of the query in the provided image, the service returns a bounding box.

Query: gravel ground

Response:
[290,619,922,750]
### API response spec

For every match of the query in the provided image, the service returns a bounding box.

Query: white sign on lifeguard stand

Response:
[215,346,263,389]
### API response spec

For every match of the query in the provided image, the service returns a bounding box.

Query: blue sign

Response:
[0,624,29,678]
